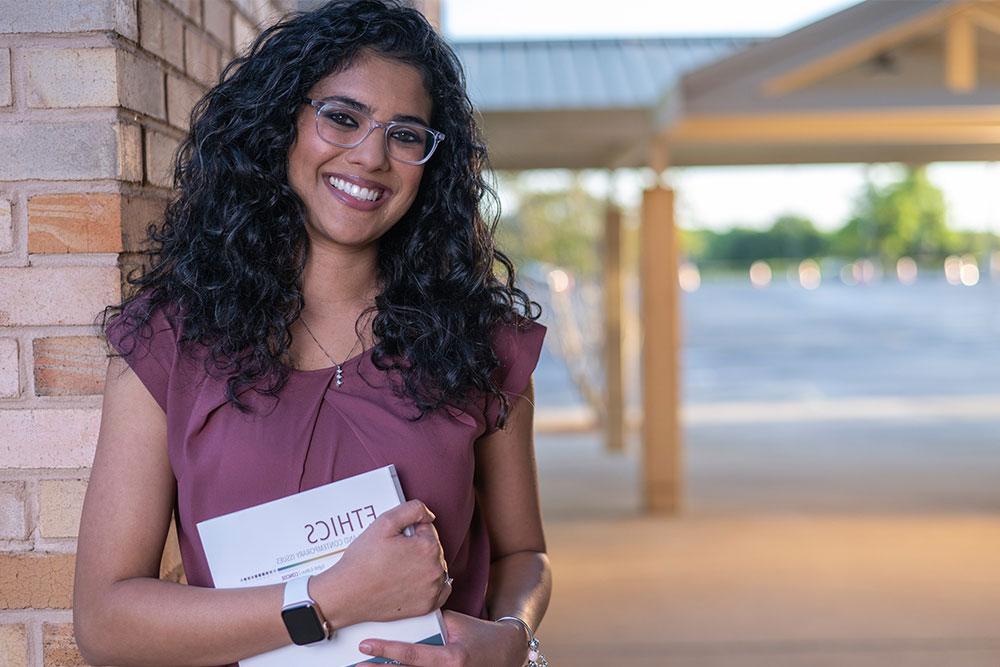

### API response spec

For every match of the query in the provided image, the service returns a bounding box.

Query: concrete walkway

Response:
[533,419,1000,666]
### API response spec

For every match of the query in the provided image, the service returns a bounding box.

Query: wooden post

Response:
[946,10,977,93]
[640,185,681,514]
[603,200,624,453]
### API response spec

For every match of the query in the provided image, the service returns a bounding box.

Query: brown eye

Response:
[323,111,359,128]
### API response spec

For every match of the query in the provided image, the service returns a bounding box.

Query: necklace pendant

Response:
[335,364,344,388]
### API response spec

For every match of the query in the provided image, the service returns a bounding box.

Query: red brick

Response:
[38,479,89,539]
[184,26,221,86]
[166,72,205,130]
[0,408,101,469]
[140,0,185,70]
[0,266,119,326]
[0,481,28,540]
[42,623,85,667]
[0,337,18,398]
[166,0,203,25]
[0,553,75,609]
[0,624,28,667]
[161,518,187,583]
[144,129,182,189]
[203,0,233,50]
[25,48,118,109]
[27,193,122,254]
[121,194,169,252]
[118,122,144,184]
[33,336,107,396]
[0,48,11,108]
[0,198,12,254]
[233,10,256,55]
[0,120,122,181]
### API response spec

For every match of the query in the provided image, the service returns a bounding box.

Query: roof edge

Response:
[448,34,769,47]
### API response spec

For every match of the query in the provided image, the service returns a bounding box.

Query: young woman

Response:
[73,2,551,665]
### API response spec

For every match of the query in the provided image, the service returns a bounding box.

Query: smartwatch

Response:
[281,575,330,646]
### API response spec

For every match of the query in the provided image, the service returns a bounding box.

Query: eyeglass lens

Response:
[316,104,436,164]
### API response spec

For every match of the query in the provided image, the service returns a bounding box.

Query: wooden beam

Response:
[968,4,1000,36]
[603,199,624,453]
[670,109,1000,145]
[763,3,957,96]
[648,137,670,177]
[640,185,681,514]
[946,11,977,93]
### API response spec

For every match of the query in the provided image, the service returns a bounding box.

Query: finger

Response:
[377,500,434,535]
[358,639,453,667]
[435,576,453,608]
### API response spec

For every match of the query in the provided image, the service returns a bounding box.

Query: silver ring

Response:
[443,570,453,587]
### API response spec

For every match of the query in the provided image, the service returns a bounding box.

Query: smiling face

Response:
[288,52,433,253]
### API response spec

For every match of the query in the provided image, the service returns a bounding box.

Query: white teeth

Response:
[328,177,382,201]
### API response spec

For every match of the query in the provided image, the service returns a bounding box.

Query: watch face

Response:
[281,604,327,645]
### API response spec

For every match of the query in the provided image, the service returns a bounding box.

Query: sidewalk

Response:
[533,419,1000,666]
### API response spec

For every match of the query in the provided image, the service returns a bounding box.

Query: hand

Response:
[358,609,529,667]
[312,499,452,627]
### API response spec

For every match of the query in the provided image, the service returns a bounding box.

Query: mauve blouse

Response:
[105,297,544,663]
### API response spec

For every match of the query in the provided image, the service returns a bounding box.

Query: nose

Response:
[345,125,390,171]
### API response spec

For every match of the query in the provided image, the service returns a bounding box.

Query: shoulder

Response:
[106,291,178,346]
[481,317,546,431]
[104,292,187,412]
[490,317,546,380]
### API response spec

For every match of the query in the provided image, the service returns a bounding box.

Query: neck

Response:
[300,244,380,319]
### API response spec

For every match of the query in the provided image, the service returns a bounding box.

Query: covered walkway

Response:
[458,0,1000,511]
[535,427,1000,665]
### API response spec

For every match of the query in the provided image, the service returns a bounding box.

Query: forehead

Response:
[308,53,432,120]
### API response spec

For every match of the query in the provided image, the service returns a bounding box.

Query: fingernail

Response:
[359,642,373,654]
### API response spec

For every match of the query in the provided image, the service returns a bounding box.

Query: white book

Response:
[197,465,446,666]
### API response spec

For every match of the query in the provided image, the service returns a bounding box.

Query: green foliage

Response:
[687,165,999,266]
[492,166,999,274]
[847,166,955,262]
[689,214,827,264]
[495,175,604,277]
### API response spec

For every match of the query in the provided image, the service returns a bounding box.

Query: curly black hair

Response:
[100,0,539,427]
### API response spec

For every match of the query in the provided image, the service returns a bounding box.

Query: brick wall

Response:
[0,1,293,664]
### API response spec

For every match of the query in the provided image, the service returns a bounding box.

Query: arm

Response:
[73,357,448,667]
[359,378,552,666]
[74,357,293,666]
[478,378,551,631]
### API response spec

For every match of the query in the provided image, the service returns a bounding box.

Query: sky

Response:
[443,0,860,40]
[439,1,1000,233]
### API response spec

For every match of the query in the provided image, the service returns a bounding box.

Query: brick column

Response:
[0,2,291,664]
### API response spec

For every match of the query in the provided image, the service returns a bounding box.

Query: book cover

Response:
[197,465,446,666]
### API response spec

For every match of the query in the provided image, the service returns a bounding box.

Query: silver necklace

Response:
[299,316,362,388]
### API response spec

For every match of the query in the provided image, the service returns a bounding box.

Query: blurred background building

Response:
[450,1,1000,664]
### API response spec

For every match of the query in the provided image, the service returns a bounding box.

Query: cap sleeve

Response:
[483,320,546,434]
[104,296,179,412]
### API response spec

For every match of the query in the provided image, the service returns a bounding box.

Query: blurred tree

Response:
[495,174,604,277]
[689,214,825,264]
[679,228,708,258]
[844,165,955,262]
[769,214,827,258]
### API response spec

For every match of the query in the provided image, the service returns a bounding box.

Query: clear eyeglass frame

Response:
[305,98,446,166]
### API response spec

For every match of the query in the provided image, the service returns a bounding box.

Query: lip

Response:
[322,172,392,212]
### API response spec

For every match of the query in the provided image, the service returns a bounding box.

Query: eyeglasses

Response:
[305,98,446,165]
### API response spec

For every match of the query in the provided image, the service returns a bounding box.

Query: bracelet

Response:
[495,615,548,667]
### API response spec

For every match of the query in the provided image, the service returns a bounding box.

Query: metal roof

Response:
[452,36,763,112]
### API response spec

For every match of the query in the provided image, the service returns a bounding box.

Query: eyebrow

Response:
[320,95,431,127]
